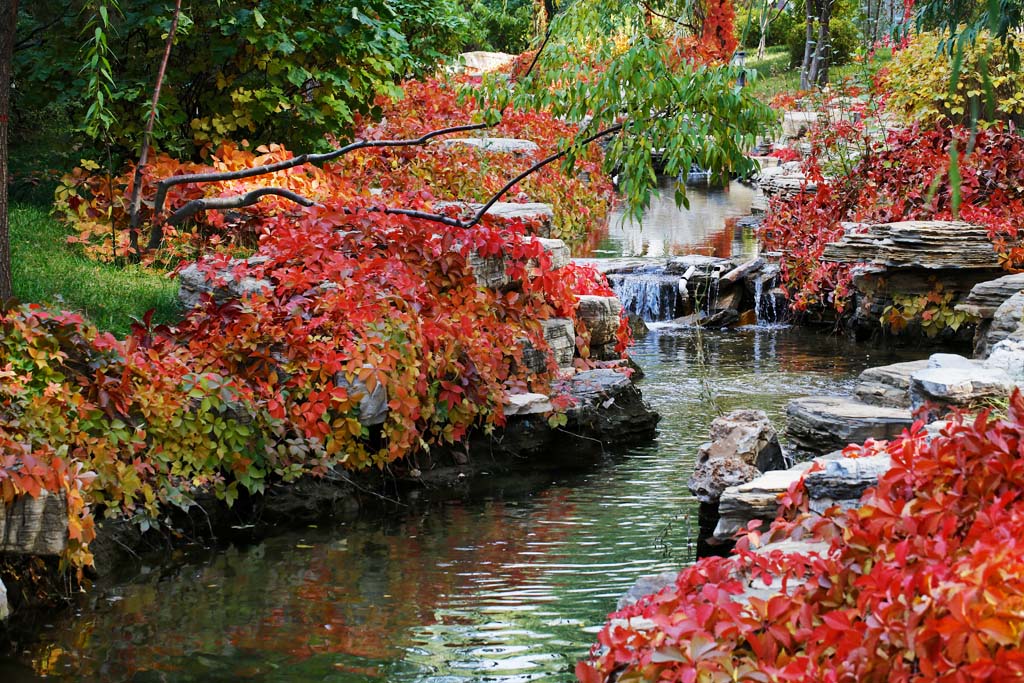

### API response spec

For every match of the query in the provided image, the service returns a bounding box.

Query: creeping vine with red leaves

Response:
[579,391,1024,682]
[760,121,1024,317]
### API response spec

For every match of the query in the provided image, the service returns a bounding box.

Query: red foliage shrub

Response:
[580,392,1024,682]
[760,124,1024,315]
[55,77,615,265]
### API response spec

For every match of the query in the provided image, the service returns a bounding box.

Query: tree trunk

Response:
[800,0,815,90]
[757,9,769,60]
[809,0,832,86]
[0,0,16,300]
[127,0,182,260]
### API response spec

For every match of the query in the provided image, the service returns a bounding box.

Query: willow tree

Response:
[479,0,774,215]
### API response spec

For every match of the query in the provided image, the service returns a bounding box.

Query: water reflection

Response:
[582,180,756,259]
[5,328,923,682]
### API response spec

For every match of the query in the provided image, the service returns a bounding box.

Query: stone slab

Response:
[786,396,914,454]
[0,490,68,556]
[854,360,929,408]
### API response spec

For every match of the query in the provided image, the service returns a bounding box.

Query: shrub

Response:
[734,7,798,50]
[759,122,1024,319]
[579,391,1024,682]
[884,30,1024,127]
[2,202,632,569]
[54,77,615,264]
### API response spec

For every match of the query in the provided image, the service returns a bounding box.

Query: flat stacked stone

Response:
[977,291,1024,357]
[434,200,555,233]
[468,236,570,289]
[822,221,1000,269]
[957,272,1024,319]
[760,173,818,202]
[576,295,623,359]
[786,396,914,454]
[441,137,539,155]
[822,221,1004,340]
[178,256,271,309]
[853,359,929,408]
[520,318,575,373]
[713,464,812,540]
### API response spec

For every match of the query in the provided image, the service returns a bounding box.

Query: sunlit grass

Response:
[10,202,181,336]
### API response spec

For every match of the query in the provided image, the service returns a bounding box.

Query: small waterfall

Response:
[608,273,680,321]
[753,276,764,324]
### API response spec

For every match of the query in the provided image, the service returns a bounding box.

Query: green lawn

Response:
[745,45,893,101]
[10,202,181,336]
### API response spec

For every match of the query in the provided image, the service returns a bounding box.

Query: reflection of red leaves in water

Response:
[32,488,580,678]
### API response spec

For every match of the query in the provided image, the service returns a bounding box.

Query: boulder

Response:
[689,410,786,504]
[805,453,891,513]
[563,369,660,444]
[334,370,389,426]
[760,173,818,202]
[455,51,515,75]
[786,396,914,454]
[977,291,1024,358]
[0,490,68,556]
[178,256,271,309]
[576,295,623,347]
[434,201,555,234]
[853,360,929,408]
[520,318,575,373]
[822,221,1002,270]
[956,272,1024,319]
[713,464,813,540]
[441,137,539,155]
[617,570,679,610]
[985,337,1024,382]
[781,111,821,140]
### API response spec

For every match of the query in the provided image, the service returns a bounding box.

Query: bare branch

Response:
[149,27,560,249]
[165,188,317,226]
[385,123,624,230]
[383,208,467,228]
[151,123,490,218]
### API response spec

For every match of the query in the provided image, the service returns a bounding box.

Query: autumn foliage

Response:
[54,77,614,265]
[760,121,1024,316]
[579,393,1024,682]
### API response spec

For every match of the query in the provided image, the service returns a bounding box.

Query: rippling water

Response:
[3,326,922,682]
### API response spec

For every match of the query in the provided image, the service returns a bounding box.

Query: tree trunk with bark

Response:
[0,0,16,299]
[127,0,182,260]
[800,0,815,90]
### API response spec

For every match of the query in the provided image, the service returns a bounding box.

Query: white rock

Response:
[442,137,539,155]
[985,337,1024,382]
[504,392,554,417]
[911,366,1015,408]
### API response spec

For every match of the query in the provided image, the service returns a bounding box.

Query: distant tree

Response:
[0,0,15,298]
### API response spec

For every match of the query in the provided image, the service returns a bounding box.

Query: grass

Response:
[745,45,894,101]
[10,202,181,337]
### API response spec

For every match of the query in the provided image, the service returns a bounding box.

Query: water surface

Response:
[583,179,757,259]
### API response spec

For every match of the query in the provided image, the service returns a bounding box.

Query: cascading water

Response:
[607,273,680,321]
[753,276,764,323]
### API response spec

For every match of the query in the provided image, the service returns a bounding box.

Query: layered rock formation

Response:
[822,220,1005,340]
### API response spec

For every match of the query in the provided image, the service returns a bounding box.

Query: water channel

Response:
[2,185,921,682]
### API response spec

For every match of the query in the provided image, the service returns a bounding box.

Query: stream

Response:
[1,185,920,683]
